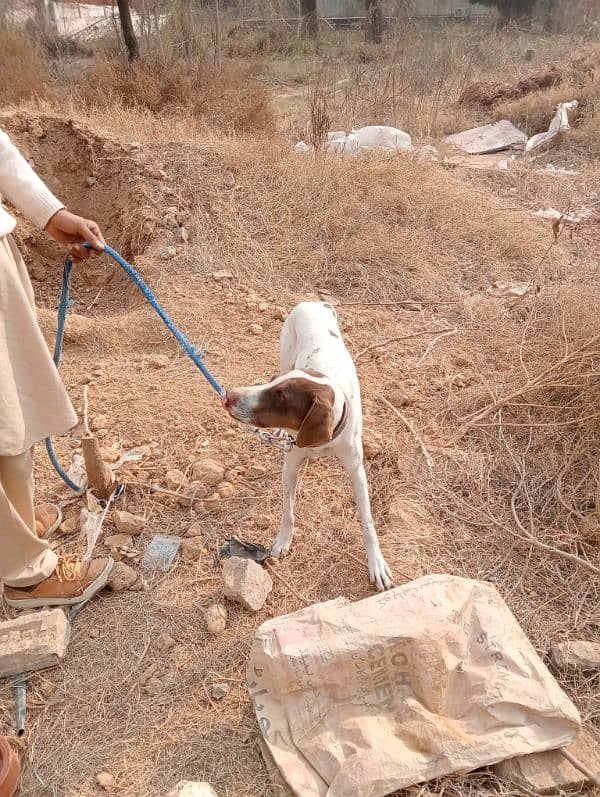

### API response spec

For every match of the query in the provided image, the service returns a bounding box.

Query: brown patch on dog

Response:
[238,375,335,446]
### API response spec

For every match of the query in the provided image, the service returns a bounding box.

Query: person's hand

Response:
[44,209,105,260]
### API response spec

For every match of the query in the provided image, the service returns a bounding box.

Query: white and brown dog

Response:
[223,301,392,591]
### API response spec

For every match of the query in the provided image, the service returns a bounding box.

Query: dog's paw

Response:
[271,533,292,559]
[368,551,393,591]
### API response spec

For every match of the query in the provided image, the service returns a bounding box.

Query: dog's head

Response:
[222,370,336,448]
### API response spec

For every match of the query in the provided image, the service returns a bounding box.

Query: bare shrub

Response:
[75,55,274,134]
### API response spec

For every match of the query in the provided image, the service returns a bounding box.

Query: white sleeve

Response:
[0,128,64,229]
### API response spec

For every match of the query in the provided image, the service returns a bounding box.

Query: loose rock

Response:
[211,270,233,281]
[273,306,287,321]
[216,481,235,499]
[96,772,115,790]
[108,562,138,592]
[113,510,145,535]
[161,246,177,260]
[493,729,600,795]
[204,603,227,635]
[91,414,108,432]
[204,493,221,511]
[166,469,188,491]
[181,537,204,562]
[178,482,209,508]
[209,681,230,701]
[258,301,269,312]
[105,533,133,550]
[86,175,97,187]
[144,676,164,696]
[185,523,204,538]
[249,323,263,336]
[30,265,47,281]
[223,557,272,611]
[191,458,225,487]
[148,353,170,370]
[60,516,79,535]
[551,641,600,672]
[178,227,189,243]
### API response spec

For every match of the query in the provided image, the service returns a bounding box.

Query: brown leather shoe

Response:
[4,556,114,609]
[34,503,62,539]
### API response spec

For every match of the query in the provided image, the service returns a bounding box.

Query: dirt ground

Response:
[0,45,599,796]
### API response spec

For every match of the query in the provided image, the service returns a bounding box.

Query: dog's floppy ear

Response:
[296,385,335,448]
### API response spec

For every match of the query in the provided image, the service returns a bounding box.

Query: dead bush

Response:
[0,27,58,107]
[75,56,274,134]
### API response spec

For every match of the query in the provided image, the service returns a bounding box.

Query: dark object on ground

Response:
[219,536,270,563]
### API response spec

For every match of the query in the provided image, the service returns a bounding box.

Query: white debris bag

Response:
[526,100,578,153]
[248,575,580,797]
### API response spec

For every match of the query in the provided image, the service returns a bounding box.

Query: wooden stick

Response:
[265,562,311,606]
[559,747,600,786]
[378,395,434,469]
[355,327,455,361]
[415,327,457,367]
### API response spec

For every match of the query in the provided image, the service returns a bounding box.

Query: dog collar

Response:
[331,400,349,441]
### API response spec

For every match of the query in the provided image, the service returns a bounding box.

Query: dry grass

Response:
[0,28,58,106]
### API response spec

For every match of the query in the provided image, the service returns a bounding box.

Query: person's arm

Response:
[0,129,104,258]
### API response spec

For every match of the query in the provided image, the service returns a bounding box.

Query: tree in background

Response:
[468,0,537,24]
[117,0,140,60]
[365,0,384,43]
[300,0,318,38]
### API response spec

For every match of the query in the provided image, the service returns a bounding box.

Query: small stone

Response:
[144,675,164,695]
[88,626,100,639]
[157,633,176,652]
[113,510,145,535]
[273,306,287,321]
[493,730,600,795]
[181,537,204,562]
[191,458,225,487]
[30,265,47,281]
[105,534,133,551]
[0,610,70,678]
[185,523,204,538]
[223,170,236,189]
[129,141,141,151]
[222,557,272,611]
[551,641,600,672]
[92,368,104,378]
[166,469,188,491]
[60,516,79,535]
[108,562,138,592]
[178,482,209,507]
[216,481,235,499]
[249,323,263,336]
[362,428,383,459]
[386,385,414,407]
[204,493,221,511]
[209,681,230,701]
[101,447,121,464]
[166,782,219,797]
[86,175,97,187]
[96,772,115,790]
[91,414,108,432]
[178,227,189,243]
[148,354,170,369]
[211,270,233,281]
[245,464,266,479]
[161,246,177,260]
[256,514,271,530]
[161,212,179,231]
[258,301,269,312]
[205,603,227,635]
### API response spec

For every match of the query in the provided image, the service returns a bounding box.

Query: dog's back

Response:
[280,302,355,382]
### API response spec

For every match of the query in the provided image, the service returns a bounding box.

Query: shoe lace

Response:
[56,554,82,582]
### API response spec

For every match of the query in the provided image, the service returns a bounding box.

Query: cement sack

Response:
[248,574,580,797]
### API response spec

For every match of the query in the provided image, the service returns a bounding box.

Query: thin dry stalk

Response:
[378,395,434,469]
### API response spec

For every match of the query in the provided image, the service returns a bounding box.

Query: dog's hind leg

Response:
[271,447,305,558]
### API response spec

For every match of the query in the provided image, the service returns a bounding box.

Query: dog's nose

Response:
[221,393,231,410]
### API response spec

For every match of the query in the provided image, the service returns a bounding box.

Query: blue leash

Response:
[46,243,226,492]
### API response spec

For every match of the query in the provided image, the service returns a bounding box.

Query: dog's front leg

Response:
[271,448,305,558]
[339,444,393,591]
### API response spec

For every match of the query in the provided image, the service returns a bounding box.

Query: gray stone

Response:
[0,610,70,678]
[551,641,600,672]
[223,557,272,611]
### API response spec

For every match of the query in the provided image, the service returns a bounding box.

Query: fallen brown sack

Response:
[248,575,580,797]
